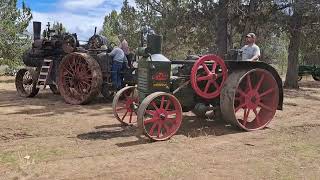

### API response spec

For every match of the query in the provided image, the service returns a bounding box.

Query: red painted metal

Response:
[138,92,182,141]
[190,54,228,99]
[112,86,139,125]
[233,69,279,130]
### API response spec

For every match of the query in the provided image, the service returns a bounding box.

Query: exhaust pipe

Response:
[33,21,41,40]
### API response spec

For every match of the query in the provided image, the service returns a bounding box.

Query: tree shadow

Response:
[0,79,15,83]
[0,89,113,117]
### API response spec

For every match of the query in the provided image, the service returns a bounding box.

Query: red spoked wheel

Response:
[220,69,279,131]
[191,54,228,99]
[112,86,139,125]
[137,92,182,141]
[58,53,102,105]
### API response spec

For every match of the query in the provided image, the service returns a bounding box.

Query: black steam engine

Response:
[16,21,79,97]
[15,21,137,105]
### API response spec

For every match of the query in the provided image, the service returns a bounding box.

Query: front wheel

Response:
[137,92,182,141]
[15,68,39,98]
[112,86,139,125]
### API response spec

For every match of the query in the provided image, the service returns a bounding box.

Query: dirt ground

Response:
[0,76,320,180]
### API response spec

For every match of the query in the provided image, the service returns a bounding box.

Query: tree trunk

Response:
[241,0,258,45]
[284,12,303,89]
[216,0,229,59]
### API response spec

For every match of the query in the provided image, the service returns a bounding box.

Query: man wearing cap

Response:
[241,33,261,61]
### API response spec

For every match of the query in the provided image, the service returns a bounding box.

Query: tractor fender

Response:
[225,61,283,110]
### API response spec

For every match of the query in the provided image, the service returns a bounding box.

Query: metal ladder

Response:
[37,59,53,89]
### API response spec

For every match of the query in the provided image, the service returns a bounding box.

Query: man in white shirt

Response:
[241,33,261,61]
[108,47,128,90]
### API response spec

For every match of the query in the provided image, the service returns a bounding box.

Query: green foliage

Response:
[100,0,319,77]
[119,0,140,49]
[0,0,32,68]
[100,10,121,44]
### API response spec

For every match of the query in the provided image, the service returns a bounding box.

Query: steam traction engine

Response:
[15,21,79,97]
[15,22,136,105]
[112,34,284,141]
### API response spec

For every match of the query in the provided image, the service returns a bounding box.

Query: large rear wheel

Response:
[58,53,102,105]
[220,69,279,131]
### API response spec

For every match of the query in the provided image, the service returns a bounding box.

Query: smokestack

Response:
[33,21,41,40]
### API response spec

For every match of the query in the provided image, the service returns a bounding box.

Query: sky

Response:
[17,0,135,40]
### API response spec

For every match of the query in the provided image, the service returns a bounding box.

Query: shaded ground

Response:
[0,76,320,180]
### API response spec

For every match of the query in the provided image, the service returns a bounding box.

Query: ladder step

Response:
[37,85,47,89]
[44,59,53,62]
[40,72,49,75]
[42,66,51,69]
[38,79,47,81]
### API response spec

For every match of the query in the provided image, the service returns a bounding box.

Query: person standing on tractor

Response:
[241,33,261,61]
[108,46,129,90]
[119,37,131,67]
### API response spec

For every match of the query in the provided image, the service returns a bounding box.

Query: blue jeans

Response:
[112,61,123,89]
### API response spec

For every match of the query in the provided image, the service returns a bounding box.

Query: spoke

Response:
[202,64,211,74]
[243,109,250,126]
[160,96,165,109]
[253,109,261,127]
[213,81,219,89]
[163,123,170,134]
[149,122,158,136]
[151,101,159,111]
[247,74,253,91]
[129,111,133,123]
[237,89,247,97]
[121,111,128,121]
[64,67,75,76]
[204,81,211,93]
[212,62,217,72]
[258,102,274,112]
[255,74,265,91]
[259,88,274,98]
[197,75,211,81]
[165,99,171,111]
[144,118,157,124]
[157,123,162,138]
[235,103,246,112]
[146,110,156,116]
